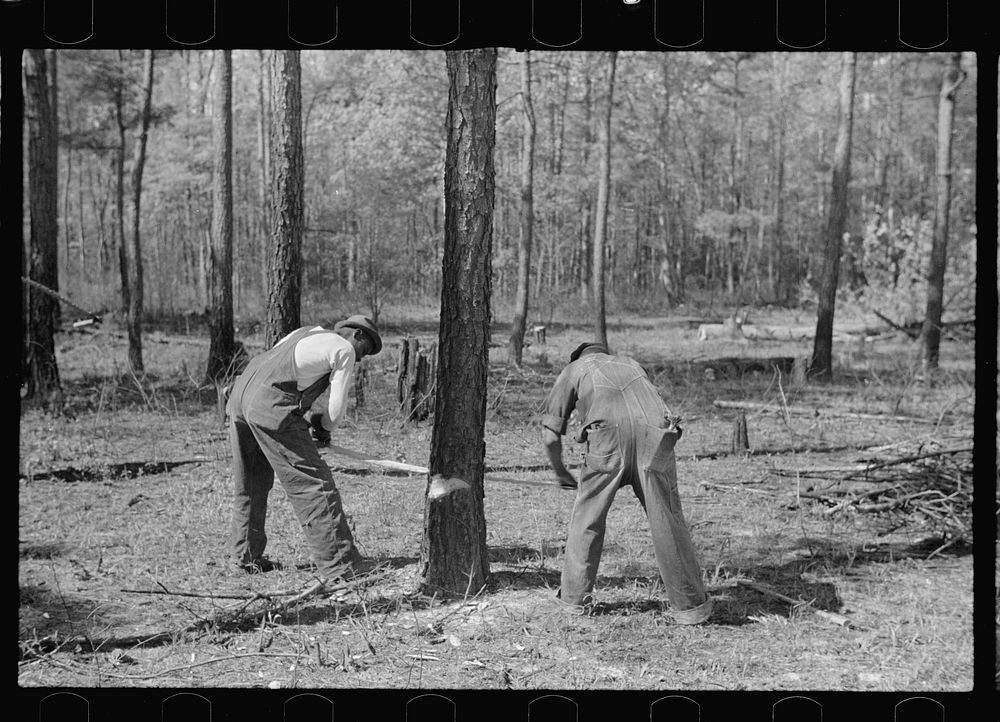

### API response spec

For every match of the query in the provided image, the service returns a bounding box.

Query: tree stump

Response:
[532,324,546,344]
[397,337,437,422]
[792,357,808,387]
[731,412,750,454]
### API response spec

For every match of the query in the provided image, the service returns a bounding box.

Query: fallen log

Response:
[713,399,933,424]
[737,580,857,628]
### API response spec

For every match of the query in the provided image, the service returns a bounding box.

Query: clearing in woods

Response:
[18,308,974,690]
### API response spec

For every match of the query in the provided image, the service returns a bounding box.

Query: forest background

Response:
[28,50,978,337]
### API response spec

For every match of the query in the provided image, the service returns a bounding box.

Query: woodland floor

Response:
[18,307,976,692]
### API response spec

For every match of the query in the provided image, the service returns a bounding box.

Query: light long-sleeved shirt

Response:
[274,326,355,431]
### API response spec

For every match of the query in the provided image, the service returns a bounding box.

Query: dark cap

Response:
[334,314,383,355]
[569,342,608,362]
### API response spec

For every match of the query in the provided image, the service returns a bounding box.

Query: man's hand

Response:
[309,414,331,446]
[543,427,577,490]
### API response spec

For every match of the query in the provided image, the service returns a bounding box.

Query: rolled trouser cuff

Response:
[555,589,594,615]
[668,596,713,625]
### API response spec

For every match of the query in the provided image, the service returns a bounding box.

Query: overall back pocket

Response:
[583,424,622,473]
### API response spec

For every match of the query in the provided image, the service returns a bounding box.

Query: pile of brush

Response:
[778,432,973,552]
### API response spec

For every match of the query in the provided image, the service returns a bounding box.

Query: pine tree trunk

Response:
[124,49,155,374]
[771,54,789,301]
[809,53,857,381]
[257,50,272,305]
[922,53,965,372]
[23,49,62,408]
[592,51,617,350]
[113,55,131,363]
[206,50,236,382]
[49,50,64,326]
[508,50,535,367]
[421,48,496,597]
[264,50,304,349]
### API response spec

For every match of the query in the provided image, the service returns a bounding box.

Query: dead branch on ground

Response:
[776,437,972,550]
[713,399,939,424]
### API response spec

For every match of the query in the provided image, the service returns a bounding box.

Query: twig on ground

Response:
[738,580,858,629]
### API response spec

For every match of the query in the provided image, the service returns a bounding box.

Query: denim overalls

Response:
[551,354,710,620]
[226,327,361,578]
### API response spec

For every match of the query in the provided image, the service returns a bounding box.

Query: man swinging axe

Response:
[226,314,382,583]
[540,341,713,622]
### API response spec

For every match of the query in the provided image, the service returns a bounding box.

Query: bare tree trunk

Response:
[49,49,64,325]
[113,54,130,358]
[578,63,593,303]
[128,50,155,372]
[23,49,62,408]
[206,50,236,382]
[421,48,496,597]
[770,53,789,301]
[809,52,857,381]
[922,53,966,372]
[257,50,272,305]
[508,50,535,367]
[592,51,617,350]
[264,50,304,349]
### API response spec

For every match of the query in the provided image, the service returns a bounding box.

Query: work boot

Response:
[238,556,282,574]
[318,557,381,586]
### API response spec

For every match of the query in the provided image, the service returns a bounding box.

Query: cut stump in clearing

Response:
[731,413,750,454]
[397,337,436,422]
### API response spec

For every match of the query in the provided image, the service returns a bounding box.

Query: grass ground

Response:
[18,307,975,691]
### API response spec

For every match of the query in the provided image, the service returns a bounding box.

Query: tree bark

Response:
[257,50,272,302]
[770,53,789,301]
[809,52,857,381]
[23,49,62,408]
[206,50,236,382]
[922,53,965,372]
[264,50,305,349]
[592,51,617,350]
[49,50,63,326]
[508,50,536,367]
[421,48,496,597]
[113,57,129,351]
[123,49,156,374]
[578,62,593,302]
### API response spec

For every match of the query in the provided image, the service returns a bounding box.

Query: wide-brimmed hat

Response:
[569,342,608,362]
[334,315,382,355]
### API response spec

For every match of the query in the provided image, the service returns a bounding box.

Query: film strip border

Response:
[0,0,984,49]
[18,689,982,721]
